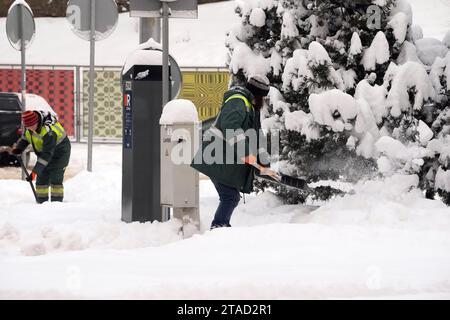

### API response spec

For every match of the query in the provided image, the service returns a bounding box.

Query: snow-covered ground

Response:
[1,143,450,299]
[1,0,450,300]
[0,0,448,67]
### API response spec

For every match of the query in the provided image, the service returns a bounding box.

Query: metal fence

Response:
[0,64,230,142]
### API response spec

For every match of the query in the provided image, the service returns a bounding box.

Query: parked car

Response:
[0,92,57,167]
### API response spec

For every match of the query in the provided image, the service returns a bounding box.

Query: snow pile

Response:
[386,62,435,117]
[307,41,332,67]
[443,31,450,49]
[309,89,358,132]
[415,38,449,66]
[339,69,357,91]
[282,49,309,91]
[354,80,388,124]
[362,31,390,71]
[1,143,450,298]
[284,110,320,140]
[436,167,450,192]
[375,136,433,175]
[388,12,409,43]
[428,137,450,167]
[0,145,185,257]
[281,11,299,39]
[390,0,413,26]
[270,49,283,77]
[429,52,450,102]
[122,38,163,75]
[160,99,199,125]
[307,14,328,38]
[397,41,422,65]
[249,8,266,27]
[349,32,362,56]
[410,25,423,41]
[25,94,56,115]
[229,43,270,78]
[293,174,450,230]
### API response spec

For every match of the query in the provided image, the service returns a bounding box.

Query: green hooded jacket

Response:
[191,87,268,193]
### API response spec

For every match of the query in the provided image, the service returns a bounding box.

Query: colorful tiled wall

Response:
[0,69,75,136]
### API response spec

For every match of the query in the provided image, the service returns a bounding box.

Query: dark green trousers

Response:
[35,139,71,203]
[36,167,67,203]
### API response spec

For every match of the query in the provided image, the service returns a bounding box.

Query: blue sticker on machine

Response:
[123,92,132,149]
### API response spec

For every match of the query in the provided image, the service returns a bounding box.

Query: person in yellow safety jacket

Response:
[11,110,71,204]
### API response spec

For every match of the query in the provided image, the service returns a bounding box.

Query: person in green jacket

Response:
[191,75,278,229]
[11,110,71,204]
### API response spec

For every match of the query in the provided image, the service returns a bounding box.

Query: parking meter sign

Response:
[123,93,133,149]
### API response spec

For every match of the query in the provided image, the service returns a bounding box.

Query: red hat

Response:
[22,111,40,128]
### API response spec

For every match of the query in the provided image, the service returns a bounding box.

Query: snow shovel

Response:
[244,155,350,196]
[242,155,312,191]
[16,155,38,203]
[254,167,351,198]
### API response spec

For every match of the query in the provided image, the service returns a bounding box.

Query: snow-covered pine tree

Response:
[226,0,406,202]
[226,0,449,205]
[422,52,450,204]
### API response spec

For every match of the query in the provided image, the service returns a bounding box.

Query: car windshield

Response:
[0,96,21,112]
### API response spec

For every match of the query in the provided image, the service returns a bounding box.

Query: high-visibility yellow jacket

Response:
[16,112,70,174]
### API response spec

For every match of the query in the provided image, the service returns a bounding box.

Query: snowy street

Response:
[1,144,449,299]
[1,0,450,301]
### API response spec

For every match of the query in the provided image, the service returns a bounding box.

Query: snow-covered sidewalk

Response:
[0,143,449,299]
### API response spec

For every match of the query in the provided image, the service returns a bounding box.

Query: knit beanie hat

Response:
[246,75,270,97]
[22,111,40,128]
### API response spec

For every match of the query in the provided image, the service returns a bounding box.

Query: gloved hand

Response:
[26,171,37,182]
[11,148,23,155]
[259,167,280,179]
[241,154,257,165]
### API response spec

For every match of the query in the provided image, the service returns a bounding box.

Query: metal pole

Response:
[87,0,96,172]
[162,1,169,107]
[161,1,171,222]
[139,18,161,44]
[20,5,26,180]
[75,66,81,143]
[20,6,26,110]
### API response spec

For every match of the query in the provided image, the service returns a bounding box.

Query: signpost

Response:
[6,1,35,111]
[6,0,35,180]
[66,0,118,172]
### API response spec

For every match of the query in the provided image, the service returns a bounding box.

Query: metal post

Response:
[20,5,26,180]
[75,66,81,143]
[139,18,161,44]
[19,6,26,110]
[161,1,171,221]
[87,0,96,172]
[162,1,169,107]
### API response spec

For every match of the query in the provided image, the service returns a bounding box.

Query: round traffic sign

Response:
[66,0,118,42]
[6,2,35,51]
